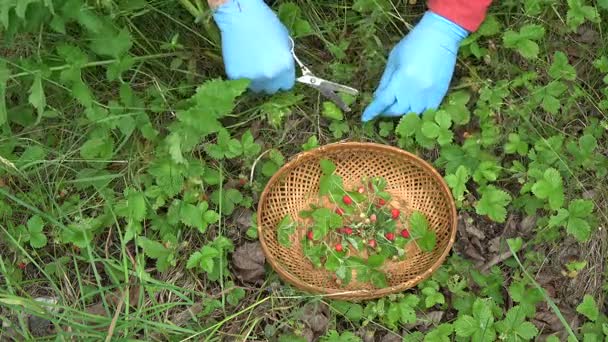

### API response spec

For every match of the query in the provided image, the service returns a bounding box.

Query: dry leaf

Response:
[232,242,266,284]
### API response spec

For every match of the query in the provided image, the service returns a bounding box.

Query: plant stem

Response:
[178,0,201,18]
[4,52,179,80]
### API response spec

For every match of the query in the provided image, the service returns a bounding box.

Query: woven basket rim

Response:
[256,141,458,300]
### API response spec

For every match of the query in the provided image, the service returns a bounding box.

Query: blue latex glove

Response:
[361,11,468,122]
[212,0,295,93]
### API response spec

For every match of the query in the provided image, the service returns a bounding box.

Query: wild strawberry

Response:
[401,229,410,238]
[385,232,395,241]
[391,208,400,219]
[343,227,353,235]
[343,195,353,205]
[335,243,343,252]
[335,207,345,216]
[378,198,386,206]
[307,230,314,240]
[358,186,365,194]
[17,262,26,270]
[368,239,377,248]
[370,214,377,222]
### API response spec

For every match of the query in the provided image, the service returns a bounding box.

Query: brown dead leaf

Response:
[300,303,329,335]
[380,331,403,342]
[417,311,444,329]
[519,215,537,234]
[357,327,376,342]
[232,242,266,285]
[233,208,254,233]
[464,219,486,240]
[28,315,54,337]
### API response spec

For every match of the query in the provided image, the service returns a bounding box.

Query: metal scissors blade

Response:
[289,37,359,112]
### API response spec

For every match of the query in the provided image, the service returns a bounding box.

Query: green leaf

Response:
[378,121,394,137]
[322,101,343,121]
[531,168,564,210]
[495,306,539,340]
[124,188,146,222]
[0,61,9,125]
[454,315,478,337]
[367,254,386,268]
[320,159,337,174]
[576,295,599,321]
[241,130,261,157]
[422,286,445,308]
[567,0,600,31]
[205,128,242,160]
[395,113,421,137]
[508,280,544,318]
[180,203,205,230]
[277,214,296,247]
[409,211,436,252]
[421,121,441,138]
[332,301,363,322]
[89,27,133,58]
[389,295,419,325]
[503,24,545,59]
[505,133,528,156]
[28,74,46,117]
[176,78,249,135]
[329,121,349,138]
[319,330,361,342]
[302,135,319,151]
[473,160,501,184]
[455,298,497,341]
[445,165,470,202]
[27,215,47,249]
[137,237,173,272]
[424,323,453,342]
[549,51,577,81]
[278,2,313,37]
[475,186,512,223]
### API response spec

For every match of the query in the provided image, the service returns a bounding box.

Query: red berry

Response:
[378,198,386,206]
[358,186,365,194]
[343,227,353,235]
[307,230,314,240]
[335,243,343,252]
[385,232,395,241]
[343,195,353,205]
[370,214,377,222]
[391,208,400,219]
[335,207,345,216]
[17,262,26,270]
[368,239,377,248]
[401,229,410,238]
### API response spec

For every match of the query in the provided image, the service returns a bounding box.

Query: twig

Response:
[105,290,126,342]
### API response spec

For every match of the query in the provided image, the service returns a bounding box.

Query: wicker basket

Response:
[256,142,457,300]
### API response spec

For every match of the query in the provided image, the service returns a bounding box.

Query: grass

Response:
[1,0,607,341]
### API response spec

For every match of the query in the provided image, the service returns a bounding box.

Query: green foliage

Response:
[548,199,594,241]
[495,306,539,341]
[475,186,512,223]
[454,298,497,342]
[531,168,564,210]
[0,0,606,340]
[502,24,545,59]
[577,295,599,322]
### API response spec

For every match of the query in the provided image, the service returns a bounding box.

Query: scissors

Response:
[289,37,359,112]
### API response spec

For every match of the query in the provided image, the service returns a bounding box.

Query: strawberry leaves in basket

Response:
[275,159,437,289]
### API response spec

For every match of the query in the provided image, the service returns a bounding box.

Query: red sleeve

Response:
[427,0,492,32]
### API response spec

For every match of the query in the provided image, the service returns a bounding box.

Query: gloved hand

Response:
[212,0,295,93]
[361,11,468,122]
